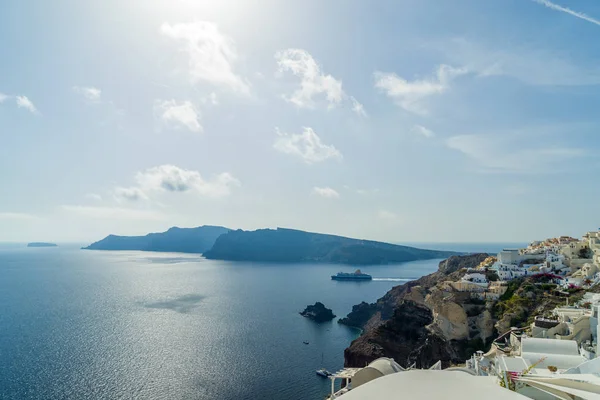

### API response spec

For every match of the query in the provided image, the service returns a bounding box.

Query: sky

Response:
[1,0,600,243]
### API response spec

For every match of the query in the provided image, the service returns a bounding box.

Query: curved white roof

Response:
[364,357,404,375]
[340,371,528,399]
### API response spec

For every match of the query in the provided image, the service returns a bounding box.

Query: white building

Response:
[496,264,533,281]
[499,249,523,265]
[461,272,489,287]
[546,253,568,274]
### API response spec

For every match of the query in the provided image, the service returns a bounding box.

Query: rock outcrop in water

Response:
[83,226,230,253]
[300,302,336,322]
[203,228,458,265]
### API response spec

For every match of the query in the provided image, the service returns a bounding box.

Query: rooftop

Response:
[338,371,528,399]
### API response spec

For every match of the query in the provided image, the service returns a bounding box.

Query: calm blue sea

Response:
[0,243,518,399]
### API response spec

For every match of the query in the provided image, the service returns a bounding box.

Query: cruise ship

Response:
[331,270,372,281]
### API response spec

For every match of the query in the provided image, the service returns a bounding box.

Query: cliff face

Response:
[342,253,493,368]
[204,227,458,265]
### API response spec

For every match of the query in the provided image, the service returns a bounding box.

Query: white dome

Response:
[366,357,404,375]
[352,358,405,388]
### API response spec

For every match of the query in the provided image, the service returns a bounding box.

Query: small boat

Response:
[316,368,332,377]
[303,341,309,345]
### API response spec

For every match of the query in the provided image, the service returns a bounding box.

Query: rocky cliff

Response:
[342,255,578,369]
[342,254,494,368]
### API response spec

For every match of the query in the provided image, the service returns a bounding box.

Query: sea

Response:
[0,242,524,400]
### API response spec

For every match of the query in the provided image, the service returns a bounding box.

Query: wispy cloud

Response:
[446,133,584,173]
[531,0,600,27]
[432,38,600,86]
[377,210,400,223]
[15,96,38,114]
[73,86,102,101]
[350,96,368,117]
[154,99,202,133]
[113,187,149,203]
[276,48,344,109]
[160,21,250,94]
[273,127,342,164]
[135,165,240,198]
[312,187,340,199]
[61,205,165,221]
[85,193,103,201]
[0,92,8,103]
[374,65,467,115]
[0,212,39,220]
[412,125,435,138]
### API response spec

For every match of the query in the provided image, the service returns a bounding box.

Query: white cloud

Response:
[208,92,218,105]
[85,193,103,201]
[0,212,39,220]
[73,86,102,101]
[0,93,8,103]
[135,164,240,198]
[446,134,584,173]
[154,99,202,133]
[350,96,368,117]
[160,21,250,94]
[374,65,467,115]
[531,0,600,27]
[273,127,343,164]
[312,187,340,199]
[275,48,344,109]
[113,187,149,202]
[412,125,435,138]
[61,205,165,221]
[15,96,38,114]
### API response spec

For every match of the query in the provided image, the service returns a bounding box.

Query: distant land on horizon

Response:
[204,227,460,265]
[27,242,58,248]
[84,226,460,265]
[83,226,230,254]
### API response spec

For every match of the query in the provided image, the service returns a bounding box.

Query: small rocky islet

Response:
[300,302,336,323]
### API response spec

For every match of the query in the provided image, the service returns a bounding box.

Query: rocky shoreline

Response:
[341,254,493,368]
[340,252,583,369]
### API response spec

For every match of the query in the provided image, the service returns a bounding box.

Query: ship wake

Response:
[372,278,414,282]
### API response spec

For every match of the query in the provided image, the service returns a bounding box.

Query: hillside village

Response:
[332,230,600,399]
[457,231,600,296]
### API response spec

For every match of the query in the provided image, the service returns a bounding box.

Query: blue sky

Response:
[1,0,600,243]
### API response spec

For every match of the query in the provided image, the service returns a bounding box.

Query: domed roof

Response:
[365,357,404,375]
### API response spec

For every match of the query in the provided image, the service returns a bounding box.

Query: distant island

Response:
[27,242,57,248]
[203,228,458,265]
[83,226,230,253]
[84,226,458,265]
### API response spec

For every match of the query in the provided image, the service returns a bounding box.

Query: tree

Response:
[579,247,592,259]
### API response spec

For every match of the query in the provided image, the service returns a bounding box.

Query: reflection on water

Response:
[145,294,205,313]
[0,249,444,400]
